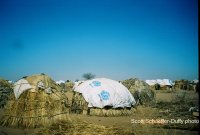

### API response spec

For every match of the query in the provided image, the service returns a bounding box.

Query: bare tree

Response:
[82,73,95,80]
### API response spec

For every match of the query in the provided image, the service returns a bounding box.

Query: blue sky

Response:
[0,0,198,81]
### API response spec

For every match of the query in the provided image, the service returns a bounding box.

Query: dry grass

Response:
[150,90,199,130]
[89,108,136,116]
[34,119,132,135]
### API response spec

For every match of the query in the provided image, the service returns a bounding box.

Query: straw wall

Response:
[0,74,70,128]
[70,91,136,116]
[0,90,70,128]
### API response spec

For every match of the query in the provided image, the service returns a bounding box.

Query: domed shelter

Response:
[0,74,70,128]
[122,78,155,106]
[72,78,136,116]
[122,78,150,92]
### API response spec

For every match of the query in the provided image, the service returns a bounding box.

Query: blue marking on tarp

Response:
[99,90,110,100]
[90,81,101,87]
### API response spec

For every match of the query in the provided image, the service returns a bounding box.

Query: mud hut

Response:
[70,78,136,116]
[0,74,70,128]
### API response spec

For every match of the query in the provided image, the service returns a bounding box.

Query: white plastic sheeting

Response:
[13,79,32,99]
[8,80,13,84]
[14,79,54,99]
[37,81,45,89]
[56,80,65,85]
[192,80,199,84]
[145,79,173,86]
[74,78,136,108]
[45,87,52,94]
[73,81,84,90]
[37,81,52,94]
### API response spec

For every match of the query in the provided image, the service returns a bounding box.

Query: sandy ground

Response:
[0,114,198,135]
[155,90,199,103]
[0,90,199,135]
[70,114,199,135]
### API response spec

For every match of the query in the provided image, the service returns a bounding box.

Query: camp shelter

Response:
[122,78,150,92]
[121,78,155,106]
[71,78,136,116]
[0,74,70,128]
[145,79,173,90]
[0,78,13,108]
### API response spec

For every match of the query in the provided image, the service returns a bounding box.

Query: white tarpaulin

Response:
[14,79,32,99]
[56,80,65,85]
[192,80,199,84]
[74,78,136,108]
[73,81,84,89]
[145,79,173,86]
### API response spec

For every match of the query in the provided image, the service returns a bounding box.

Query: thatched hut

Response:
[122,78,150,92]
[0,74,70,128]
[122,78,155,106]
[174,80,190,90]
[0,79,13,108]
[174,79,199,91]
[70,78,136,116]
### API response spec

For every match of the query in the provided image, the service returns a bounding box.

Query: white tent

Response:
[145,80,157,86]
[13,79,32,99]
[145,79,173,86]
[192,80,199,84]
[73,81,84,89]
[56,80,65,85]
[74,78,136,108]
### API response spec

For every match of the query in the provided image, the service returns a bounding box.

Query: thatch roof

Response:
[0,79,13,108]
[174,79,199,91]
[173,79,191,90]
[0,74,70,128]
[121,78,155,106]
[65,81,74,90]
[25,74,62,92]
[121,78,150,92]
